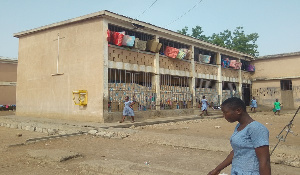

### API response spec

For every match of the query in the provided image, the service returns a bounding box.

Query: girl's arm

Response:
[130,101,135,108]
[255,145,271,175]
[207,150,234,175]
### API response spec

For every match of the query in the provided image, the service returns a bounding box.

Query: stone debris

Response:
[88,129,98,135]
[272,153,300,168]
[91,128,137,139]
[134,119,210,130]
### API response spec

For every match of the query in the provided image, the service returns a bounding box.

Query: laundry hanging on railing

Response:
[229,60,237,68]
[146,39,162,53]
[122,35,136,47]
[199,54,211,64]
[164,46,179,58]
[176,49,186,60]
[137,40,147,51]
[113,31,125,46]
[234,62,242,69]
[222,58,230,68]
[107,30,193,60]
[229,59,242,69]
[248,65,255,72]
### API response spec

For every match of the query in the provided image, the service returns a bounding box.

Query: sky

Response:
[1,0,300,58]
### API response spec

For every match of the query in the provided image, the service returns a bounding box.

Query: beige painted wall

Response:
[0,86,16,105]
[0,62,17,82]
[16,18,105,122]
[292,79,300,108]
[252,80,281,108]
[253,55,300,79]
[0,62,17,105]
[253,80,299,109]
[252,54,300,109]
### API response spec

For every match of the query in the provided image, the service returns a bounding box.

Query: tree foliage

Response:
[177,26,259,57]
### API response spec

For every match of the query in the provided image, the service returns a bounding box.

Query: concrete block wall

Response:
[108,47,155,67]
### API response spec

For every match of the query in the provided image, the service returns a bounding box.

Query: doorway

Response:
[242,84,250,106]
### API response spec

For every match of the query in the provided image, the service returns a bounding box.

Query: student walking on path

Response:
[120,96,135,123]
[274,99,281,116]
[200,96,209,117]
[250,97,258,113]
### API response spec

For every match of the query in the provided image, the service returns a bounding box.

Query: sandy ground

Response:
[0,110,299,175]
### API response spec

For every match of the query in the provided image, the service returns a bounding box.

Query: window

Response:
[196,79,216,88]
[194,47,216,64]
[280,80,292,90]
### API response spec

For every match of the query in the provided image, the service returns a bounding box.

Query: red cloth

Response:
[113,32,125,46]
[107,30,111,42]
[164,46,179,58]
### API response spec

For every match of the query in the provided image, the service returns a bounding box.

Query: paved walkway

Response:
[0,111,223,132]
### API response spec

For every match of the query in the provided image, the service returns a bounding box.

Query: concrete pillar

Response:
[153,35,161,110]
[216,52,222,105]
[238,58,243,100]
[189,45,196,108]
[102,19,109,122]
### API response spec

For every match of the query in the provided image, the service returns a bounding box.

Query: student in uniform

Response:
[208,97,271,175]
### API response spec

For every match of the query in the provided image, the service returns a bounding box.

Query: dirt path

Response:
[0,110,299,174]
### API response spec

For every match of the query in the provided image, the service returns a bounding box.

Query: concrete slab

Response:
[79,159,200,175]
[27,149,81,162]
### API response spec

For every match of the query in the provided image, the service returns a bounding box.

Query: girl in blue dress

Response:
[208,97,271,175]
[250,97,258,113]
[120,96,135,123]
[200,96,209,117]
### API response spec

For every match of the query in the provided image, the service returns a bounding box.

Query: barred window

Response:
[280,80,292,90]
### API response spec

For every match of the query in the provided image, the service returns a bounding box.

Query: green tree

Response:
[177,26,190,36]
[230,27,259,57]
[177,26,259,57]
[190,26,210,42]
[210,29,232,48]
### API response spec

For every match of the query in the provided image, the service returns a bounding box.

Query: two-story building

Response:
[13,10,254,122]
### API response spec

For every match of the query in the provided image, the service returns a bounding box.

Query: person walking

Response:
[200,96,209,117]
[274,99,281,116]
[120,96,135,123]
[208,97,271,175]
[250,97,258,113]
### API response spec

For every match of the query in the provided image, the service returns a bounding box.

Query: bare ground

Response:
[0,110,299,175]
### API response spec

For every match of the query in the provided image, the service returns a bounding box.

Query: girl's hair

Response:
[222,97,246,112]
[202,96,206,99]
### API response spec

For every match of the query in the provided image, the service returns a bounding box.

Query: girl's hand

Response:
[207,169,220,175]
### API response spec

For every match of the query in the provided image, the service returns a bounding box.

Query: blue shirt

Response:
[230,121,269,174]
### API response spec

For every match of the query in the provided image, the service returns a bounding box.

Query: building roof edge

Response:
[13,10,253,59]
[256,51,300,60]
